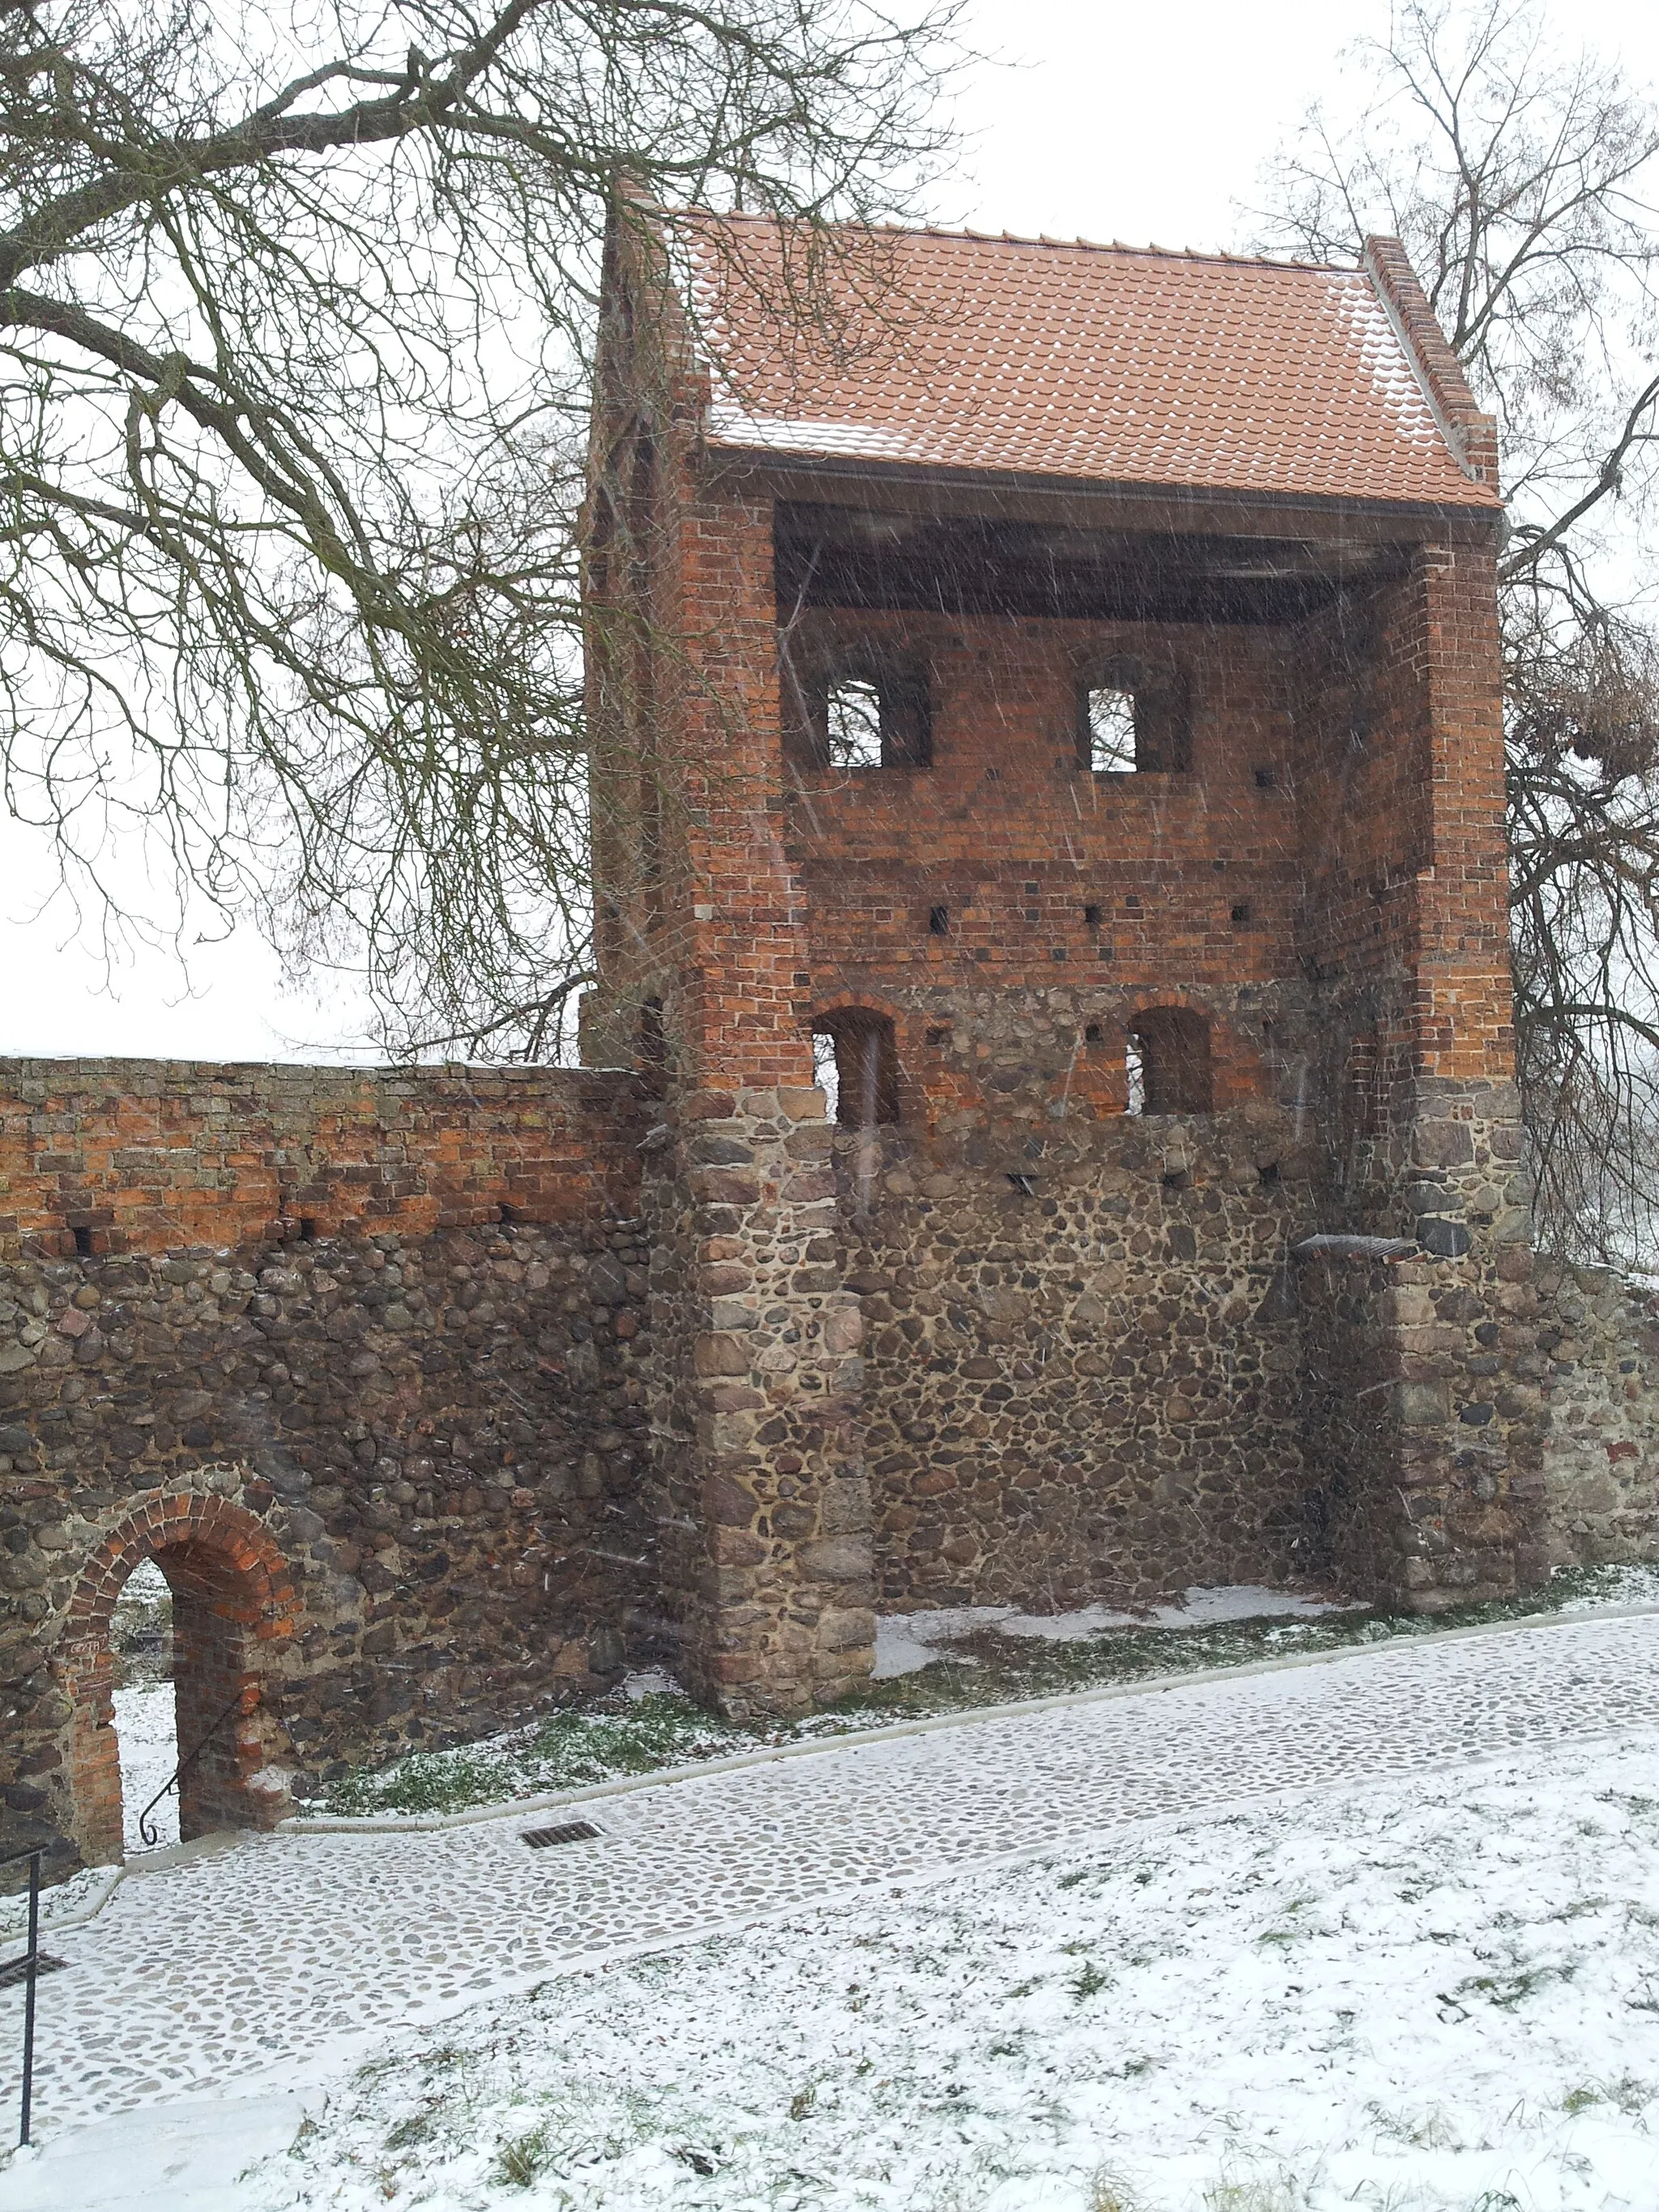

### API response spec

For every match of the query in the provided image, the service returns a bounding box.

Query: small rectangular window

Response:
[1085,688,1138,774]
[825,680,885,769]
[928,905,949,936]
[1084,904,1102,927]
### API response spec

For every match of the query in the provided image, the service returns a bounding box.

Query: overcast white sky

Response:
[5,0,1658,1065]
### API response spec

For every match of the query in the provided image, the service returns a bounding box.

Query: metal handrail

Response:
[1,1843,44,2146]
[137,1694,248,1848]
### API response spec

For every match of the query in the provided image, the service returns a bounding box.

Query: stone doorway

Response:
[61,1493,301,1865]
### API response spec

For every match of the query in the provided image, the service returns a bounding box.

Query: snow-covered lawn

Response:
[19,1726,1655,2212]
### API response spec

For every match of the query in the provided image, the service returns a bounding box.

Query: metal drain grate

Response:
[0,1954,66,1991]
[521,1820,603,1850]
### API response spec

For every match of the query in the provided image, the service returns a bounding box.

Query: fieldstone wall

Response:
[842,1103,1320,1609]
[1538,1264,1659,1566]
[1,1213,655,1872]
[1293,1080,1550,1611]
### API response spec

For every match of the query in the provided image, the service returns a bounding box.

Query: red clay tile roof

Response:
[680,218,1499,510]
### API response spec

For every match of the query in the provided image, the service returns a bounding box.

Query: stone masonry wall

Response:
[1537,1264,1659,1567]
[0,1060,655,1874]
[1,1216,655,1871]
[641,1085,874,1720]
[846,1100,1319,1609]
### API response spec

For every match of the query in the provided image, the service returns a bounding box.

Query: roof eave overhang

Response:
[702,442,1504,551]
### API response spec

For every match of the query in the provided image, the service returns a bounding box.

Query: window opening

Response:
[928,905,949,936]
[825,679,885,769]
[1128,1008,1214,1115]
[785,650,932,771]
[812,1013,899,1128]
[1254,765,1277,791]
[1084,904,1102,927]
[1125,1036,1147,1115]
[1084,1022,1104,1045]
[812,1028,841,1122]
[70,1224,93,1257]
[112,1558,178,1855]
[1085,687,1138,774]
[1078,657,1192,774]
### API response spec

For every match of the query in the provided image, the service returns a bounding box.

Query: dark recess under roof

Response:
[773,504,1407,628]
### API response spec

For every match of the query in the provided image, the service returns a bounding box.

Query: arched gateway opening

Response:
[62,1494,301,1866]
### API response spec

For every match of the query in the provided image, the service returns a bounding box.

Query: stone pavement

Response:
[6,1609,1659,2140]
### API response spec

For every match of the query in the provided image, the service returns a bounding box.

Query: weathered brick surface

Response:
[0,1059,642,1258]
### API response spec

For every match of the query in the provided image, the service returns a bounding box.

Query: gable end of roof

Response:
[1361,237,1499,490]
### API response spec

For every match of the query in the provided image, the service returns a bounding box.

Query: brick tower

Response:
[582,210,1541,1715]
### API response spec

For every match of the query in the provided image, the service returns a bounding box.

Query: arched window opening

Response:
[1127,1007,1213,1115]
[812,1012,899,1127]
[783,647,932,771]
[1077,655,1192,775]
[111,1557,178,1854]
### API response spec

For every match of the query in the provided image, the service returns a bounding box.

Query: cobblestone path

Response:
[7,1610,1659,2137]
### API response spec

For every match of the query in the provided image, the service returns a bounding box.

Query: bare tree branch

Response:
[0,0,968,1060]
[1252,0,1659,1263]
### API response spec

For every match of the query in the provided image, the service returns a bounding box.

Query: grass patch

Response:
[305,1562,1659,1821]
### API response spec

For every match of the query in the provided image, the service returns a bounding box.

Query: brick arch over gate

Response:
[60,1493,301,1866]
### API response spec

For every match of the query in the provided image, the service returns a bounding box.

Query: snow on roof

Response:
[680,215,1499,510]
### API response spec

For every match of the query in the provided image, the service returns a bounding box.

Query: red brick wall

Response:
[0,1060,644,1260]
[784,607,1297,1117]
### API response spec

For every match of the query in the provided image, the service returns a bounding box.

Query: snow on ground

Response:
[108,1556,179,1853]
[113,1683,178,1854]
[873,1582,1350,1677]
[1554,1562,1659,1612]
[14,1725,1657,2212]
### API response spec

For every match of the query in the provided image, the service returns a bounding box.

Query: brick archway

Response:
[61,1493,301,1866]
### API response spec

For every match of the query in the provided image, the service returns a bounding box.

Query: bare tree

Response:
[1252,0,1659,1261]
[0,0,964,1058]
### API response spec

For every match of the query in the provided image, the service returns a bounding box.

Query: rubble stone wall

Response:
[838,1100,1320,1611]
[0,1062,654,1874]
[1537,1264,1659,1567]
